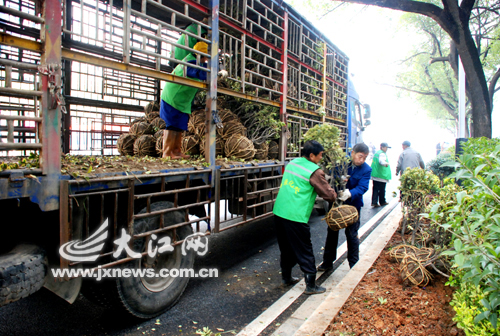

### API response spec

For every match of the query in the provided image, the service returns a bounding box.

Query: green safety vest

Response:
[174,24,207,61]
[161,54,202,114]
[371,150,391,181]
[273,157,320,223]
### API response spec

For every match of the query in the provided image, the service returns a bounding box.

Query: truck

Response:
[0,0,370,319]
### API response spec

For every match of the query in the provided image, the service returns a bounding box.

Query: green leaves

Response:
[428,138,500,333]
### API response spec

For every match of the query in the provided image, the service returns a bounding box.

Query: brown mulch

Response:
[323,231,464,336]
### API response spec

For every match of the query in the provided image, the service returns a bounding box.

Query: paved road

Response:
[0,180,400,336]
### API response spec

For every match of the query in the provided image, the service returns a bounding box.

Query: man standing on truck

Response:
[317,143,371,271]
[273,140,337,295]
[395,140,425,176]
[161,42,209,159]
[171,20,208,69]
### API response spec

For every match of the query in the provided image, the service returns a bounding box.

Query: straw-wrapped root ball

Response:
[218,108,238,123]
[200,136,224,157]
[154,129,164,140]
[188,110,205,136]
[155,136,163,156]
[130,121,154,137]
[145,101,160,123]
[217,120,246,140]
[254,142,269,160]
[151,117,166,130]
[224,135,256,160]
[134,134,157,157]
[325,205,359,231]
[117,133,136,156]
[268,140,279,159]
[181,134,200,156]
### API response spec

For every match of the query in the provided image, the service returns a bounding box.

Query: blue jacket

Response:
[344,162,372,209]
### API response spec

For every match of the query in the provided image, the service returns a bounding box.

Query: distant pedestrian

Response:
[396,141,425,176]
[371,143,391,207]
[273,140,337,295]
[436,142,442,156]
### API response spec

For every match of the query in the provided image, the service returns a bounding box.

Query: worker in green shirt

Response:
[273,140,337,295]
[161,42,209,159]
[171,21,208,69]
[371,142,391,207]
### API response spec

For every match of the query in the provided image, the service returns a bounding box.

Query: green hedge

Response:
[427,137,500,334]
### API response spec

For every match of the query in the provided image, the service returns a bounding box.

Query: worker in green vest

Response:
[160,42,209,159]
[371,142,391,207]
[273,140,337,295]
[171,20,208,69]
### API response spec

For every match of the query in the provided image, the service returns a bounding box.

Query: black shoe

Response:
[380,202,389,206]
[282,276,300,286]
[304,273,326,295]
[372,203,380,207]
[281,268,300,286]
[317,262,333,272]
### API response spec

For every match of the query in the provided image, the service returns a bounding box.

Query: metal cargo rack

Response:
[0,0,350,210]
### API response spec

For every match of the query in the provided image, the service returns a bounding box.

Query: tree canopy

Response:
[290,0,500,138]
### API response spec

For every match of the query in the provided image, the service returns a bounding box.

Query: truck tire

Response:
[82,201,195,319]
[0,244,47,307]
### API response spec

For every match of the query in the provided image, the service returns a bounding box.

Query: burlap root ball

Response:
[254,142,269,160]
[325,204,359,231]
[117,133,136,156]
[151,117,166,130]
[224,135,256,160]
[400,254,433,287]
[268,140,279,159]
[181,134,200,155]
[154,129,165,140]
[217,120,247,140]
[200,136,224,157]
[218,108,238,123]
[130,117,147,126]
[134,134,157,157]
[130,121,154,137]
[155,136,163,156]
[188,111,206,136]
[145,101,160,122]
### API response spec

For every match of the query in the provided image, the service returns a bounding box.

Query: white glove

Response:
[338,189,351,201]
[340,175,349,183]
[218,70,228,78]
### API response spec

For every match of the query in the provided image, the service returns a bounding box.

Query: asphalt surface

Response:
[0,179,400,336]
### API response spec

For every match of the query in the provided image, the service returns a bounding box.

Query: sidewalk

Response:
[237,199,402,336]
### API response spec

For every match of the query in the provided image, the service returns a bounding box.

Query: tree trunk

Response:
[443,1,492,138]
[334,0,492,138]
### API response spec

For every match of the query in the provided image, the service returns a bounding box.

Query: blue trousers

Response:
[322,207,361,268]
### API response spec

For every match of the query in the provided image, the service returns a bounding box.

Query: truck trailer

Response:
[0,0,370,318]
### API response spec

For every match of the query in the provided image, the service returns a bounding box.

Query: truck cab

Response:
[347,77,371,149]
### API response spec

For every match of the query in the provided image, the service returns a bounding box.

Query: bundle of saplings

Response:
[117,96,283,162]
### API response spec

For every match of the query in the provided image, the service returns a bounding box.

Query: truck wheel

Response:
[82,201,195,318]
[0,244,47,307]
[117,201,195,318]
